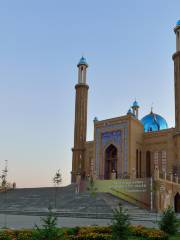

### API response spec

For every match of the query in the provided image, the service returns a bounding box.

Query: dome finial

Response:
[150,102,154,114]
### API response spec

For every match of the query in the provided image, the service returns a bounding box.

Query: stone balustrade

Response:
[154,168,180,185]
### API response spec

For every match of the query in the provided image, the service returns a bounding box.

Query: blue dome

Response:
[77,56,88,67]
[132,100,139,108]
[141,112,168,132]
[176,20,180,26]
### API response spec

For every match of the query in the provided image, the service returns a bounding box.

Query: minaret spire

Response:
[132,100,140,119]
[71,56,89,183]
[173,20,180,174]
[77,56,88,84]
[173,20,180,131]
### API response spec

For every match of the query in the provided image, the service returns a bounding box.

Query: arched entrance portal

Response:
[104,144,117,179]
[174,192,180,213]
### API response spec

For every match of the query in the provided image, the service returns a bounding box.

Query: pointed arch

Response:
[104,144,117,180]
[174,192,180,213]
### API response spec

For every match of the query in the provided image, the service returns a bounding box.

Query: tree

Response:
[1,160,8,229]
[158,206,180,235]
[52,169,62,209]
[111,203,130,240]
[1,160,8,189]
[33,207,64,240]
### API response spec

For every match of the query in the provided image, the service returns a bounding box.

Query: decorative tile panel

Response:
[95,122,128,178]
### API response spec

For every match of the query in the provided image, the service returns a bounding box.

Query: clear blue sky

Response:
[0,0,179,187]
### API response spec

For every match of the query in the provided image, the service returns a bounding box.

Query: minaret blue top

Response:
[77,56,88,67]
[127,108,132,115]
[132,100,139,108]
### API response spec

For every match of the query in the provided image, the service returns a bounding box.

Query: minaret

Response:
[173,20,180,132]
[132,100,139,119]
[173,20,180,171]
[71,57,89,183]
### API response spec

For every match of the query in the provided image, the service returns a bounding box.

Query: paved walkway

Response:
[0,214,111,229]
[0,214,157,229]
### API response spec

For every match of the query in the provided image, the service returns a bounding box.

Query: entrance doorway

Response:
[174,192,180,213]
[104,144,117,179]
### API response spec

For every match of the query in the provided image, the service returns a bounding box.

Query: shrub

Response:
[111,204,130,240]
[31,208,64,240]
[158,206,180,235]
[16,230,33,240]
[0,232,12,240]
[64,227,80,236]
[0,230,17,240]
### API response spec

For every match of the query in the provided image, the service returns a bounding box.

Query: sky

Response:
[0,0,179,187]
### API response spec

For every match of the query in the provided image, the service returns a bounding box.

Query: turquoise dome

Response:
[176,20,180,26]
[77,56,88,67]
[141,111,168,132]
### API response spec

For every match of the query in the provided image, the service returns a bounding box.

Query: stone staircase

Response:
[101,192,158,222]
[0,184,158,222]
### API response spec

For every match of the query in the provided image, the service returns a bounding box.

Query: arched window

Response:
[146,151,151,177]
[139,151,142,178]
[136,149,139,178]
[161,150,167,172]
[174,193,180,213]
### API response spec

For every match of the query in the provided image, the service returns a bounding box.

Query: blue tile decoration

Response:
[102,131,121,146]
[95,122,128,178]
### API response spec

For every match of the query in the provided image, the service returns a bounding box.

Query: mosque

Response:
[71,21,180,212]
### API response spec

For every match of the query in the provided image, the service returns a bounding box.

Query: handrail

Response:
[110,188,150,209]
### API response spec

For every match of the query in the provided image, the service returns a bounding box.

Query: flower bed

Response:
[67,226,168,240]
[0,226,169,240]
[129,225,169,240]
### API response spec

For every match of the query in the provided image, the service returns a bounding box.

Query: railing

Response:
[110,187,150,209]
[98,172,148,180]
[154,168,180,184]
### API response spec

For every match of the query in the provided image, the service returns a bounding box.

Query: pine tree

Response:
[158,206,180,235]
[112,203,130,240]
[33,207,64,240]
